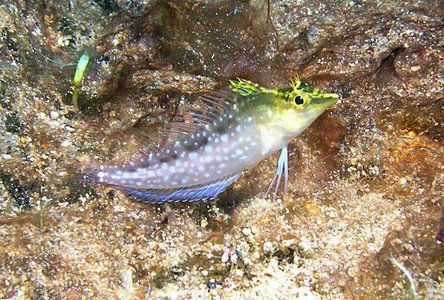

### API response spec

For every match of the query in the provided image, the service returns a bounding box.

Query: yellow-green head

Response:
[230,78,339,155]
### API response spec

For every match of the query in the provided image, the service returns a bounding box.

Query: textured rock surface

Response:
[0,0,443,298]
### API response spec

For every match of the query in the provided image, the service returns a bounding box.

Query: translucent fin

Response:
[149,90,237,149]
[266,146,289,200]
[101,89,239,163]
[120,173,240,204]
[100,118,161,165]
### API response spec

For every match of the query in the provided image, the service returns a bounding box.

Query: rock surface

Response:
[0,0,443,298]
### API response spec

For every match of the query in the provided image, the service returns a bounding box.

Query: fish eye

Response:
[289,93,311,109]
[294,96,304,105]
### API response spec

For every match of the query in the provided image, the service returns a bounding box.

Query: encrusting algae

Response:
[97,78,338,203]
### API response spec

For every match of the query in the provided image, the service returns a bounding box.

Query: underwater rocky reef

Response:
[0,0,443,298]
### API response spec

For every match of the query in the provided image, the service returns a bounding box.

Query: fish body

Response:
[97,79,338,203]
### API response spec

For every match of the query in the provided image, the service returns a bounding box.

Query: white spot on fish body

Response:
[189,152,198,160]
[221,134,229,143]
[205,145,213,153]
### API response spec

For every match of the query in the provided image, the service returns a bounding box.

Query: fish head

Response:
[272,78,339,136]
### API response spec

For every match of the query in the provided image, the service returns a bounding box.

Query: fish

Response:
[96,78,339,204]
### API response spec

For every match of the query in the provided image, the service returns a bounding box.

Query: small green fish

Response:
[97,78,338,203]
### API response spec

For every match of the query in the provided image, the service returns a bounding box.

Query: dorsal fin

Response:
[96,116,163,165]
[154,89,237,148]
[103,88,240,164]
[230,78,269,96]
